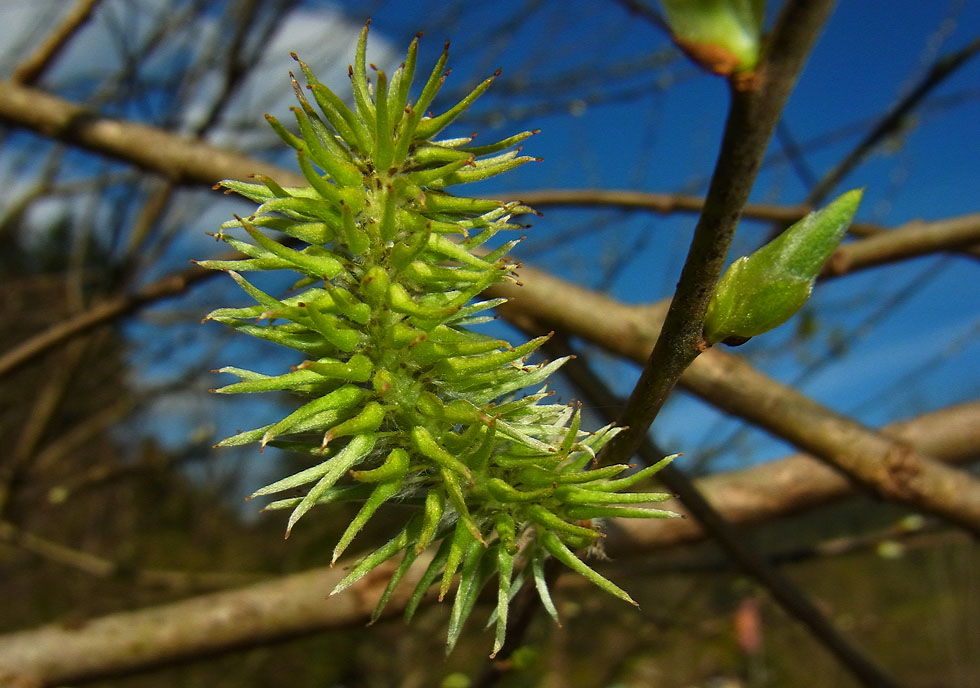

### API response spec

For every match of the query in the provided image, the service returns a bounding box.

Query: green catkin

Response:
[202,22,678,653]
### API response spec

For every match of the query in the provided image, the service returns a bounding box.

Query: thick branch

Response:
[681,351,980,535]
[608,400,980,551]
[0,79,302,188]
[826,211,980,275]
[0,402,975,686]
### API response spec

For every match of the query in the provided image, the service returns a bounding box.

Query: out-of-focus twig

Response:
[807,33,980,206]
[10,0,102,85]
[0,520,264,592]
[0,399,974,686]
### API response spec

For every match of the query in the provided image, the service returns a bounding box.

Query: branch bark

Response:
[0,401,975,687]
[0,79,303,188]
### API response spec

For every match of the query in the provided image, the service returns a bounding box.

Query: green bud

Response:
[704,189,863,345]
[661,0,764,75]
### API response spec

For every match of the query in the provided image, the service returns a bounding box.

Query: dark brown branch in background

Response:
[806,33,980,206]
[612,0,670,33]
[511,187,810,224]
[543,332,902,688]
[500,188,980,259]
[0,521,263,593]
[0,263,217,378]
[598,0,838,466]
[10,0,102,85]
[0,400,974,687]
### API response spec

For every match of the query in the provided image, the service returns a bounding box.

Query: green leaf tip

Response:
[200,22,677,654]
[704,188,864,345]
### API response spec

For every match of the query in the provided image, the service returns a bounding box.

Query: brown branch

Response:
[509,188,810,224]
[598,0,839,467]
[0,79,303,188]
[10,0,102,85]
[0,73,976,382]
[0,401,974,686]
[489,266,980,536]
[825,210,980,275]
[608,400,980,552]
[681,351,980,536]
[0,263,217,379]
[0,521,260,593]
[504,188,980,257]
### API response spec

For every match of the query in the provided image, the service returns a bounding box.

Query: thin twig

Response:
[0,263,217,379]
[10,0,102,85]
[0,521,266,592]
[807,33,980,206]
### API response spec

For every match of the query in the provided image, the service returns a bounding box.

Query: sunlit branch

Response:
[0,400,974,686]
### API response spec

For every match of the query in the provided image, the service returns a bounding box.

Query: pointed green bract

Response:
[202,22,675,653]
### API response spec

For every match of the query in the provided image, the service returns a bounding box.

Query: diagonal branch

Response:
[597,0,839,467]
[0,263,215,378]
[10,0,103,86]
[541,331,901,688]
[0,79,302,188]
[488,266,980,535]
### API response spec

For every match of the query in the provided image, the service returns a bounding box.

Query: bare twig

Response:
[507,187,811,222]
[597,0,839,467]
[807,33,980,206]
[498,188,980,258]
[10,0,102,85]
[0,263,217,379]
[0,521,261,592]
